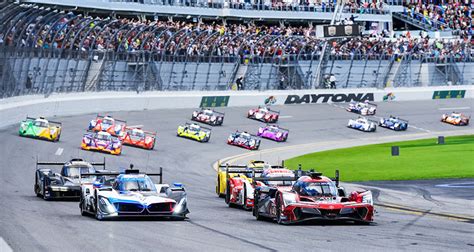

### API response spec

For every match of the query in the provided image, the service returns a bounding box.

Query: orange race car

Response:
[441,112,470,126]
[120,127,156,150]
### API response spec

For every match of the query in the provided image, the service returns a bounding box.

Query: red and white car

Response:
[120,127,156,150]
[191,108,224,126]
[88,115,127,137]
[253,170,374,224]
[247,106,279,123]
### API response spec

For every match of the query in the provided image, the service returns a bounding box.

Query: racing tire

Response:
[42,178,49,201]
[216,176,222,197]
[242,183,250,211]
[225,180,231,206]
[275,193,284,224]
[80,194,88,216]
[34,184,41,197]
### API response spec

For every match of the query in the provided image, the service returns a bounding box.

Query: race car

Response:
[19,116,62,142]
[348,117,377,132]
[257,124,289,142]
[88,115,127,137]
[120,127,156,150]
[177,122,211,142]
[247,106,280,123]
[379,116,408,131]
[191,108,224,126]
[81,131,122,155]
[34,158,105,200]
[253,170,374,224]
[216,160,271,197]
[79,166,189,220]
[227,131,261,150]
[226,166,294,210]
[441,112,470,126]
[346,101,377,115]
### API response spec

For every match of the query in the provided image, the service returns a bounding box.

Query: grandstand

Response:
[0,0,472,97]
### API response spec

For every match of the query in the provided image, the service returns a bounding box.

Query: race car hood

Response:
[98,190,176,205]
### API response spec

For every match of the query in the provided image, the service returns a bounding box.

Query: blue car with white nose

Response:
[379,116,408,131]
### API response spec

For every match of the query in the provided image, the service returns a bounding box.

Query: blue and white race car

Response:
[79,167,189,220]
[379,116,408,131]
[346,101,377,115]
[347,117,377,132]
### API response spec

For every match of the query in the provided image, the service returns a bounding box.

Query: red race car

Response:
[120,127,156,150]
[247,106,279,123]
[253,170,374,225]
[88,115,127,137]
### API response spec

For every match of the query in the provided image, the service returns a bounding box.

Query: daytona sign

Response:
[284,93,374,104]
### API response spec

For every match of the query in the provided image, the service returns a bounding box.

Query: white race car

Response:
[346,101,377,115]
[347,117,377,132]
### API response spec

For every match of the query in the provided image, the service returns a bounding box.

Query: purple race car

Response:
[257,124,289,142]
[81,131,122,155]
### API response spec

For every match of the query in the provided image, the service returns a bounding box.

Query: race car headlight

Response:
[83,137,90,143]
[112,142,120,149]
[276,132,282,137]
[192,111,198,117]
[50,186,68,192]
[362,194,373,205]
[211,116,216,121]
[282,193,297,206]
[249,139,256,145]
[50,128,56,135]
[173,198,186,214]
[98,196,116,213]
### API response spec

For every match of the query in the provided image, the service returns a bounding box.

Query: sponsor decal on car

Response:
[432,90,465,99]
[284,93,374,104]
[200,96,230,107]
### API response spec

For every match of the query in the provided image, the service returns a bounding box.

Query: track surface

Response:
[1,99,473,251]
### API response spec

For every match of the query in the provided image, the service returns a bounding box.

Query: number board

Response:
[432,90,466,99]
[200,96,230,107]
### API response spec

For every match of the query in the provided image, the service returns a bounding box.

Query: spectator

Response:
[329,74,336,89]
[236,76,244,90]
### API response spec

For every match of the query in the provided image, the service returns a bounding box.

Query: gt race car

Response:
[257,124,289,142]
[80,167,189,220]
[379,116,408,131]
[120,127,156,150]
[248,106,280,123]
[225,165,293,210]
[191,108,224,126]
[216,160,270,197]
[253,171,374,225]
[34,158,105,200]
[227,131,261,150]
[19,116,62,141]
[81,131,122,155]
[441,112,470,126]
[348,117,377,132]
[89,115,127,137]
[346,101,377,115]
[177,122,211,142]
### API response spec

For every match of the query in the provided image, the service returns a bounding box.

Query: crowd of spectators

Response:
[0,4,471,62]
[403,0,471,37]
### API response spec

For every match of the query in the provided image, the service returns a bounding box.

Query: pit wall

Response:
[1,86,472,128]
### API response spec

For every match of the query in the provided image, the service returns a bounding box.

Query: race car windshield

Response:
[189,125,200,131]
[203,111,213,116]
[102,119,113,125]
[34,121,48,127]
[131,131,145,138]
[97,134,111,141]
[64,166,95,178]
[300,182,337,197]
[116,177,156,192]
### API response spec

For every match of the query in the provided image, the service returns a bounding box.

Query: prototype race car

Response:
[89,115,127,137]
[348,117,377,132]
[226,166,294,210]
[177,122,211,142]
[19,116,62,142]
[247,106,280,123]
[441,112,470,126]
[81,131,122,155]
[216,160,270,197]
[257,124,289,142]
[227,131,261,150]
[79,167,189,220]
[191,108,224,126]
[120,127,156,150]
[346,101,377,115]
[253,171,374,224]
[34,158,105,200]
[379,116,408,131]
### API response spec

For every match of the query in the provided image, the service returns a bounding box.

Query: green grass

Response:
[285,135,474,182]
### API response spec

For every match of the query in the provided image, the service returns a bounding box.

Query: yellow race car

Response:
[215,160,269,197]
[177,122,211,142]
[19,116,62,142]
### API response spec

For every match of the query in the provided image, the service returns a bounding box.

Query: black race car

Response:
[191,108,225,126]
[34,158,105,200]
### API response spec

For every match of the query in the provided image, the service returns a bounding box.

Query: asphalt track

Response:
[0,99,473,251]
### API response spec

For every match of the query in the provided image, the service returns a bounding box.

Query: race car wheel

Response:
[242,183,249,211]
[225,181,231,206]
[34,184,41,197]
[216,177,222,197]
[275,193,284,224]
[80,194,87,216]
[55,133,61,142]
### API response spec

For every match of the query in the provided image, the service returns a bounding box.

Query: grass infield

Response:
[285,135,474,182]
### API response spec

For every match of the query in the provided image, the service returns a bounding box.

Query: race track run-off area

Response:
[1,99,473,251]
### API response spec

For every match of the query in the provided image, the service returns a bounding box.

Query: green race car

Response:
[19,116,62,142]
[177,122,211,142]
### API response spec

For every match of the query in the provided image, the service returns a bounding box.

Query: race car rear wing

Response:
[25,116,62,126]
[225,167,264,179]
[258,106,280,114]
[96,114,127,124]
[265,124,289,132]
[36,157,106,169]
[184,122,212,132]
[124,127,157,136]
[388,116,409,123]
[235,131,260,138]
[199,108,225,116]
[252,176,297,187]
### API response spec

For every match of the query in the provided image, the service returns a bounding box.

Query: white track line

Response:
[55,147,64,156]
[438,107,471,111]
[409,125,431,133]
[279,115,293,119]
[0,237,13,252]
